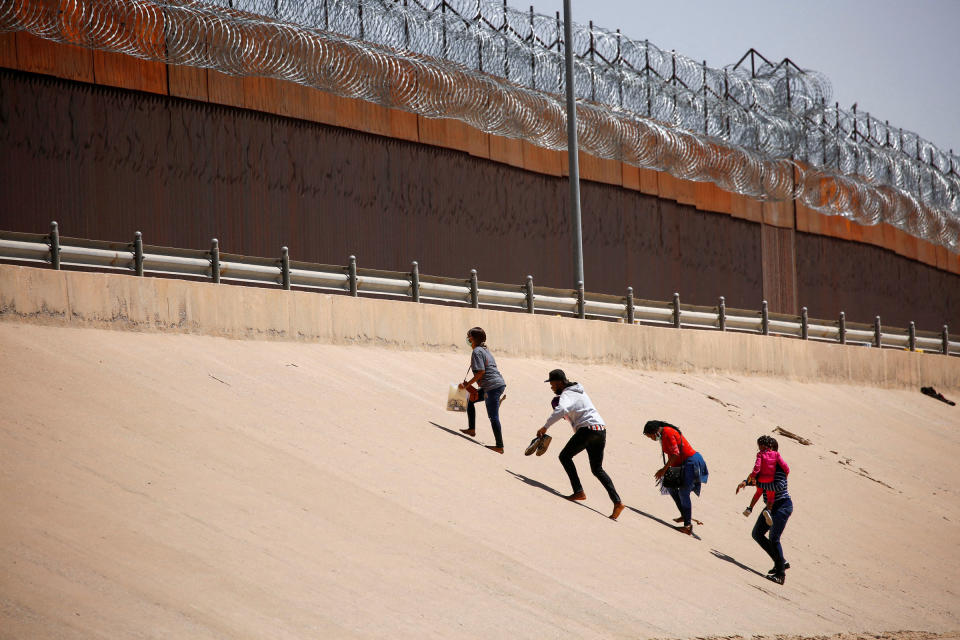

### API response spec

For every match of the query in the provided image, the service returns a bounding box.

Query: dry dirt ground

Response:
[1,322,958,639]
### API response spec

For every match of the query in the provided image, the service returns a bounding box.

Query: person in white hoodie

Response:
[536,369,625,521]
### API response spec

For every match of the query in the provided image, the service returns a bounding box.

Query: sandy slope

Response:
[1,322,958,639]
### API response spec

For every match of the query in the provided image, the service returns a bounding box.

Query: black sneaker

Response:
[767,562,790,575]
[767,572,785,585]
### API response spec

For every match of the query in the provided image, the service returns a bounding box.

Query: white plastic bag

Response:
[446,383,469,412]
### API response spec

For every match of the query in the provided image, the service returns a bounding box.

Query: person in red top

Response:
[643,420,708,535]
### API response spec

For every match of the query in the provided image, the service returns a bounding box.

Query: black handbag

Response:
[661,463,684,489]
[659,425,685,489]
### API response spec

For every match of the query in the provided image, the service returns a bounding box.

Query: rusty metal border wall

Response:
[0,69,957,329]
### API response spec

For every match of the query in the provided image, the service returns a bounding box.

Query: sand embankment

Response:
[1,265,958,639]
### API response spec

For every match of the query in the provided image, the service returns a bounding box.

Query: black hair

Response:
[757,435,776,449]
[467,327,486,345]
[643,419,679,435]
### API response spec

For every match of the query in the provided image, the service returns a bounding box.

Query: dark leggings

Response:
[752,497,793,571]
[467,385,505,447]
[558,428,621,504]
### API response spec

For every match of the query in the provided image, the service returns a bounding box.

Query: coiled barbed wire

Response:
[2,0,958,251]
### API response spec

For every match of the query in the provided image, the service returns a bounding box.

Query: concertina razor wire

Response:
[2,0,958,251]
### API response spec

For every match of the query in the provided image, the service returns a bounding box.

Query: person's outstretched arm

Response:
[537,396,569,436]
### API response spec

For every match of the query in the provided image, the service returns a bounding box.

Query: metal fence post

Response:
[470,269,479,308]
[761,300,769,336]
[525,275,535,314]
[133,231,144,276]
[576,281,585,319]
[672,292,680,328]
[839,311,846,344]
[943,325,950,355]
[626,287,635,324]
[281,246,290,290]
[874,316,882,348]
[908,321,916,352]
[49,221,60,270]
[210,238,220,283]
[718,296,726,331]
[801,306,808,340]
[411,261,420,302]
[349,255,358,297]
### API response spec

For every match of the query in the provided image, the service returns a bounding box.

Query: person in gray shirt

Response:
[459,327,507,453]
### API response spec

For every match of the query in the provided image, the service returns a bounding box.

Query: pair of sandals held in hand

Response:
[524,434,553,456]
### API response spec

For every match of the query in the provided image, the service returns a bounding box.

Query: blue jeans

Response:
[752,497,793,572]
[667,452,707,527]
[467,385,505,447]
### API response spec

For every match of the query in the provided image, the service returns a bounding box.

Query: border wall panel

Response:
[796,232,959,328]
[0,33,17,68]
[93,50,167,95]
[167,65,208,102]
[637,168,659,195]
[761,225,798,315]
[0,69,956,328]
[15,32,93,83]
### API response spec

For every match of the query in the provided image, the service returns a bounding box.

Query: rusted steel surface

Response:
[0,69,956,327]
[796,233,958,329]
[761,224,799,315]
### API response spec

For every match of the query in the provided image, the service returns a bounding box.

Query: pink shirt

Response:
[751,450,789,483]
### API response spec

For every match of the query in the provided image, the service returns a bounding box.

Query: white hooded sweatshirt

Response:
[541,383,606,433]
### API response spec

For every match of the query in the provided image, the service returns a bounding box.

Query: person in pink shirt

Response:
[743,435,789,525]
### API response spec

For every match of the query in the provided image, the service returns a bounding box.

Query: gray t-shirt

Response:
[471,346,505,391]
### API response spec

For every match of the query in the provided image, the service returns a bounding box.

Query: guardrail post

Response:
[525,275,534,314]
[908,321,916,352]
[874,316,881,348]
[672,292,680,328]
[839,311,846,344]
[626,287,635,324]
[761,300,769,335]
[801,306,808,340]
[943,325,950,355]
[577,281,585,319]
[470,269,479,308]
[718,296,726,331]
[281,247,290,290]
[349,255,358,297]
[210,238,220,283]
[133,231,144,276]
[411,261,420,302]
[49,221,60,270]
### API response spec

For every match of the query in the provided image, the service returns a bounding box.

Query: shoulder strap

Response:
[660,425,686,465]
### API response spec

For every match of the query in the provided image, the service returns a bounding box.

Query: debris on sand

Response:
[772,426,812,445]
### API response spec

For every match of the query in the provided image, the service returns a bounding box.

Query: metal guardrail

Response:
[1,223,957,356]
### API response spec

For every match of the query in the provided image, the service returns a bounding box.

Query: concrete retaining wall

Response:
[1,263,957,389]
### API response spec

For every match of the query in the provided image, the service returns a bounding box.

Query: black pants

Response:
[558,428,621,504]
